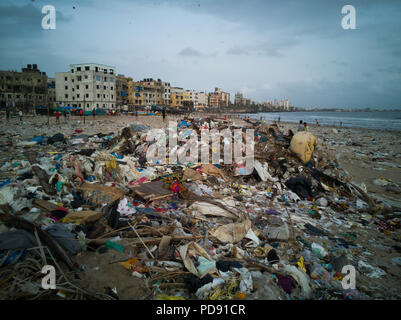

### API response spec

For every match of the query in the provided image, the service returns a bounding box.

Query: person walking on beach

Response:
[278,116,281,123]
[19,110,23,124]
[340,121,342,127]
[92,108,96,120]
[315,119,319,127]
[55,110,60,124]
[135,108,138,119]
[6,108,10,122]
[79,109,83,117]
[303,122,308,131]
[63,110,67,123]
[297,120,303,131]
[162,106,166,122]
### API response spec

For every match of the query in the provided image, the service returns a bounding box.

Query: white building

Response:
[283,99,290,110]
[161,80,171,106]
[55,63,116,111]
[197,92,208,109]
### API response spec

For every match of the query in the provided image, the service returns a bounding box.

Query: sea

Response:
[245,111,401,131]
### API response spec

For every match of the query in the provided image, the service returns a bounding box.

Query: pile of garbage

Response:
[0,116,400,300]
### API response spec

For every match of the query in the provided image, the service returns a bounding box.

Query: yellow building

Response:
[183,91,191,102]
[170,92,183,108]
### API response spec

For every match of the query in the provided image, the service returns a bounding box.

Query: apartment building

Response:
[47,77,56,109]
[129,78,165,107]
[197,92,208,109]
[116,74,132,108]
[161,81,171,106]
[55,63,116,110]
[183,90,199,109]
[208,92,219,109]
[234,92,244,106]
[170,87,184,108]
[0,64,48,113]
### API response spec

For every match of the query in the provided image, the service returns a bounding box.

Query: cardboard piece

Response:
[178,241,217,278]
[78,183,124,205]
[130,180,173,201]
[210,220,252,244]
[33,199,59,213]
[61,210,103,224]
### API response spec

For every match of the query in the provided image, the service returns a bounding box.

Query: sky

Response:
[0,0,400,109]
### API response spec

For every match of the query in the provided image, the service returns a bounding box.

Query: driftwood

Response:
[89,234,214,246]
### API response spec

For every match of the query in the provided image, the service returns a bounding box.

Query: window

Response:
[77,85,79,89]
[103,94,105,98]
[65,94,68,98]
[97,94,100,98]
[77,67,81,71]
[96,85,100,89]
[72,79,74,83]
[103,86,106,90]
[65,86,68,90]
[85,75,88,79]
[72,88,75,92]
[16,95,20,98]
[111,95,113,99]
[85,66,89,71]
[104,77,107,81]
[95,67,98,72]
[77,94,80,98]
[71,69,74,73]
[64,77,68,81]
[111,86,113,90]
[85,85,89,89]
[86,93,89,98]
[109,78,114,83]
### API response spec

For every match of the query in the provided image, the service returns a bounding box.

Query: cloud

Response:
[178,47,204,57]
[227,39,297,58]
[178,47,217,58]
[331,60,349,67]
[227,46,249,55]
[377,66,401,74]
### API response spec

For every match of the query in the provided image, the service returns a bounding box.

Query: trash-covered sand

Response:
[0,114,400,300]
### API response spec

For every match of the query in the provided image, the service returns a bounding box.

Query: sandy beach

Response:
[1,113,401,300]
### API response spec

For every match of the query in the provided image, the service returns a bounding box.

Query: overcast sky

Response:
[1,0,400,109]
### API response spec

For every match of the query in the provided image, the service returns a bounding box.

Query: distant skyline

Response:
[0,0,400,109]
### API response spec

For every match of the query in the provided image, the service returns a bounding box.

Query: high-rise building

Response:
[0,64,48,113]
[234,92,243,105]
[55,63,116,110]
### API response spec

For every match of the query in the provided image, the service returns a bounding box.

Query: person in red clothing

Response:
[79,109,83,117]
[55,110,60,124]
